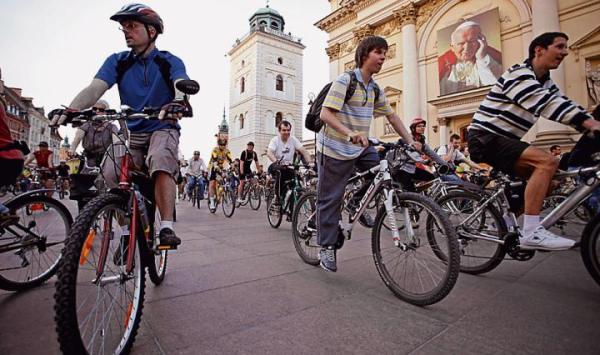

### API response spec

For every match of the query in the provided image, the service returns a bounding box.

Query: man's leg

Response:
[513,147,574,250]
[147,129,181,247]
[316,153,355,272]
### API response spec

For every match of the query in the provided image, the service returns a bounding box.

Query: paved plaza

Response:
[1,197,600,354]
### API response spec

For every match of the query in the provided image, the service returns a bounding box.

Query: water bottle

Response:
[135,191,151,239]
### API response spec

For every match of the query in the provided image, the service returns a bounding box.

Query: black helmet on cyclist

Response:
[217,138,227,147]
[38,141,49,148]
[110,3,164,34]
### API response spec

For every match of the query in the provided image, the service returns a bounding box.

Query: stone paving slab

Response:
[1,199,599,355]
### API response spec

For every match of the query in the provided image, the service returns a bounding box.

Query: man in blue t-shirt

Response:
[51,4,189,247]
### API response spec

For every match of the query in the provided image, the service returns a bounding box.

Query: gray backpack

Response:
[81,122,116,155]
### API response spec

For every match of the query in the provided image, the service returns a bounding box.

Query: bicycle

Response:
[188,174,204,209]
[238,173,261,210]
[54,79,199,354]
[292,140,460,306]
[56,175,69,200]
[433,137,600,282]
[0,188,73,291]
[266,162,306,228]
[208,168,236,217]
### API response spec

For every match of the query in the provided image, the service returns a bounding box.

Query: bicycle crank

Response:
[504,232,535,261]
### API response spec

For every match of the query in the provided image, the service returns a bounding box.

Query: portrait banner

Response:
[437,8,503,96]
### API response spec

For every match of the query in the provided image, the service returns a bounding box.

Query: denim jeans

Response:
[186,175,205,199]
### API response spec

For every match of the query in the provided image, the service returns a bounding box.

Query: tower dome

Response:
[249,5,285,32]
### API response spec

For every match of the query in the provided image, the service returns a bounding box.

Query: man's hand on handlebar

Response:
[159,100,191,120]
[347,132,369,147]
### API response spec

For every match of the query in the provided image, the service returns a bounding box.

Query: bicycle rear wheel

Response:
[55,193,145,355]
[291,192,320,265]
[147,205,168,285]
[432,191,507,274]
[372,192,460,306]
[581,213,600,287]
[0,195,72,291]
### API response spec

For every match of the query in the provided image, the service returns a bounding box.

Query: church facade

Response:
[228,6,305,166]
[316,0,600,149]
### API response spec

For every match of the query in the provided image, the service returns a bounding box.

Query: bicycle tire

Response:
[267,192,282,228]
[431,190,507,275]
[54,193,145,355]
[371,192,460,306]
[250,185,261,210]
[147,205,168,285]
[222,188,236,218]
[0,195,73,291]
[291,191,320,265]
[581,213,600,287]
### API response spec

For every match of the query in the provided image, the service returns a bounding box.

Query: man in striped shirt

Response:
[467,32,600,251]
[317,36,418,272]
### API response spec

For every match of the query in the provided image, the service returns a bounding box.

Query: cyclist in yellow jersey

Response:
[208,138,233,210]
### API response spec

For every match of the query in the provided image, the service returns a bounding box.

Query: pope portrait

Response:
[438,20,503,95]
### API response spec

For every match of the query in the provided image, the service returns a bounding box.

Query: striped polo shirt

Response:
[318,68,393,160]
[470,60,590,139]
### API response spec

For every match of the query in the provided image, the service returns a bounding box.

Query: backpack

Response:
[116,51,174,97]
[305,71,380,133]
[81,122,115,155]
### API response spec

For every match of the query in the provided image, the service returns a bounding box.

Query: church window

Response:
[275,112,283,128]
[271,21,279,30]
[240,77,245,93]
[259,20,267,27]
[276,75,283,91]
[277,57,283,65]
[239,114,245,130]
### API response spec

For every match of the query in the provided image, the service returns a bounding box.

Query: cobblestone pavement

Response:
[1,197,599,354]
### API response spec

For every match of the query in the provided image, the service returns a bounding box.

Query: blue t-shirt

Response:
[95,48,189,133]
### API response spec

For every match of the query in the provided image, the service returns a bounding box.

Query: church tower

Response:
[227,5,305,166]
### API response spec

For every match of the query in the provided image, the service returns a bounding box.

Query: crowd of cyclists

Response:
[1,3,600,354]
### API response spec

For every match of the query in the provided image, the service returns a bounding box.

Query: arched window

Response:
[239,114,244,130]
[271,21,279,30]
[277,57,283,65]
[275,112,283,128]
[259,20,267,27]
[275,75,283,92]
[240,77,245,93]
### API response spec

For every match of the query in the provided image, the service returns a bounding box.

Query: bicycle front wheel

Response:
[222,187,236,218]
[292,192,320,265]
[432,191,507,274]
[0,195,72,291]
[250,185,261,210]
[372,192,460,306]
[55,193,145,355]
[581,213,600,287]
[266,193,282,228]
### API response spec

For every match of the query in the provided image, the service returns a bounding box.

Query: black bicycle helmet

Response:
[110,3,164,34]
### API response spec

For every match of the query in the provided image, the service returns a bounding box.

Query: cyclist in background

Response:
[208,138,233,210]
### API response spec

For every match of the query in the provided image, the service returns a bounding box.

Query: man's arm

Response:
[48,153,55,169]
[297,146,312,164]
[69,128,85,155]
[52,79,109,126]
[267,149,277,163]
[24,154,35,166]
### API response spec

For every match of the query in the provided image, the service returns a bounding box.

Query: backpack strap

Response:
[344,71,358,104]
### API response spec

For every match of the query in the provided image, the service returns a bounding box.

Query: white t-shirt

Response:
[437,145,466,162]
[268,135,303,164]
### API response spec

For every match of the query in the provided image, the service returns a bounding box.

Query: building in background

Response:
[316,0,600,150]
[228,5,305,167]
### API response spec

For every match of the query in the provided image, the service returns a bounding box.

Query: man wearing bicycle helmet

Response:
[51,4,190,247]
[208,137,233,211]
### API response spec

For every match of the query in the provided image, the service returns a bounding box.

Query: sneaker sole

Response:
[319,261,337,273]
[519,244,575,251]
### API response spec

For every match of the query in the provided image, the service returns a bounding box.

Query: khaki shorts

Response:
[101,129,180,188]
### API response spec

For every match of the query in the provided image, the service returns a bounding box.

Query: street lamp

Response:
[307,92,315,106]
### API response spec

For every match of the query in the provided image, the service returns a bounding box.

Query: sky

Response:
[0,0,330,160]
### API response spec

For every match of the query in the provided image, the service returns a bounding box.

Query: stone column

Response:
[529,0,576,148]
[438,117,449,146]
[396,3,421,126]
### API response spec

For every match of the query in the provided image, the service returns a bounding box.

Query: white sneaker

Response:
[520,226,576,251]
[209,198,216,210]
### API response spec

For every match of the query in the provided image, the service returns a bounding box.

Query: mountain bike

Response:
[433,135,600,282]
[237,173,261,210]
[54,79,199,355]
[0,189,72,291]
[292,140,460,306]
[208,168,236,217]
[267,162,306,228]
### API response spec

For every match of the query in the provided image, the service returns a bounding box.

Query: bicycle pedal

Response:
[157,244,177,251]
